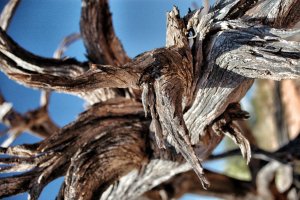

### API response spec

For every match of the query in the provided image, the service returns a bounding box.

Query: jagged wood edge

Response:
[0,0,298,199]
[0,98,148,199]
[80,0,132,104]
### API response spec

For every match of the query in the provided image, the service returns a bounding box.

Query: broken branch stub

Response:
[1,0,300,199]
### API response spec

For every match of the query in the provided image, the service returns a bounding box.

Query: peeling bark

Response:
[0,0,300,199]
[144,169,255,200]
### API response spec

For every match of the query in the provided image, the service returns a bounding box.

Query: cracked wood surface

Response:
[0,0,58,144]
[0,0,300,199]
[0,98,148,200]
[80,0,132,104]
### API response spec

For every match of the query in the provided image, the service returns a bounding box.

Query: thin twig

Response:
[53,33,81,59]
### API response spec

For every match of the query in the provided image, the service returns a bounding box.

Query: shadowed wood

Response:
[0,0,300,199]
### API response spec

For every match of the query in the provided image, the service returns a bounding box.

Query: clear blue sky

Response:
[0,1,221,199]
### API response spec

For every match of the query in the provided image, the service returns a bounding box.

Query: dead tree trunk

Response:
[0,0,300,199]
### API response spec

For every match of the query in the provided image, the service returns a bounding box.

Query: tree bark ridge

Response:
[0,0,300,199]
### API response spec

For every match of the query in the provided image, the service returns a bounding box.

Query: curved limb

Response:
[0,0,20,30]
[0,98,148,200]
[80,0,129,66]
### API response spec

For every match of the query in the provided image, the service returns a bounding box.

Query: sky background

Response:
[0,1,223,199]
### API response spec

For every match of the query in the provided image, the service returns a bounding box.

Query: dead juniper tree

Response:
[0,0,300,199]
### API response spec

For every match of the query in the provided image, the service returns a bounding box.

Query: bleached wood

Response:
[0,0,300,199]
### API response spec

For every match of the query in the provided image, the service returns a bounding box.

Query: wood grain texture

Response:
[0,0,300,199]
[80,0,132,103]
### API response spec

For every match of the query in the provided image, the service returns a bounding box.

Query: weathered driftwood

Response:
[0,0,300,199]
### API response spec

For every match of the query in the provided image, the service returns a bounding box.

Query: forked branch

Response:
[0,0,20,30]
[80,0,130,65]
[0,98,148,200]
[1,0,300,199]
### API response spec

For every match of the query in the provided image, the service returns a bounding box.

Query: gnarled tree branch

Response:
[0,92,58,141]
[0,0,58,142]
[0,98,148,200]
[212,22,300,80]
[80,0,133,104]
[1,0,300,199]
[144,169,255,200]
[80,0,129,65]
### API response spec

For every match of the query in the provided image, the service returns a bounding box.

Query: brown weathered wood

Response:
[0,98,149,199]
[0,0,58,142]
[244,0,300,28]
[53,33,81,59]
[144,169,256,200]
[80,0,132,104]
[0,93,58,140]
[80,0,129,65]
[0,0,300,199]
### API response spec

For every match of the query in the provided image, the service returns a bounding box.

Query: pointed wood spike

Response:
[224,123,252,164]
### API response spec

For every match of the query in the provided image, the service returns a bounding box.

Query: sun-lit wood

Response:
[0,0,300,199]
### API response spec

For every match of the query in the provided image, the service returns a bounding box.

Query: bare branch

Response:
[0,28,139,92]
[146,133,300,199]
[1,130,21,147]
[0,91,58,139]
[183,16,255,146]
[228,38,300,80]
[0,0,58,143]
[0,0,20,30]
[0,171,39,198]
[211,103,251,164]
[100,129,223,200]
[0,19,218,188]
[144,169,255,200]
[1,0,299,199]
[40,90,50,108]
[0,98,148,199]
[0,25,219,189]
[61,124,147,200]
[53,33,81,59]
[80,0,134,103]
[213,0,300,28]
[80,0,129,65]
[0,28,196,95]
[223,123,251,164]
[166,6,189,47]
[0,97,224,200]
[0,143,39,157]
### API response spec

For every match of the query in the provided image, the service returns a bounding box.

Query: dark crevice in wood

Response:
[1,0,300,199]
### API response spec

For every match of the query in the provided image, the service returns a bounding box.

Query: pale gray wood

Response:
[0,0,300,199]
